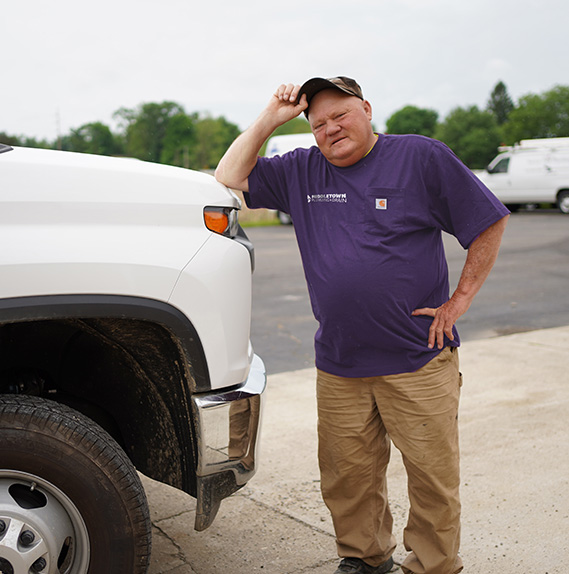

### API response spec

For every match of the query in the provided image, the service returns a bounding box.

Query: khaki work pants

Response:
[317,347,464,574]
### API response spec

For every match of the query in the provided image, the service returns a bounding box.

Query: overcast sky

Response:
[2,0,568,141]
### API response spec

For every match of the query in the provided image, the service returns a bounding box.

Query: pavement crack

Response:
[237,490,336,538]
[151,521,190,572]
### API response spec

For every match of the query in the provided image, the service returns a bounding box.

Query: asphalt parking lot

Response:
[145,325,569,574]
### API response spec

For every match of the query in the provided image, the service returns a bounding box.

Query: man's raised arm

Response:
[214,84,308,192]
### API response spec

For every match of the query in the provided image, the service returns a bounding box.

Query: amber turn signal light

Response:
[203,206,239,237]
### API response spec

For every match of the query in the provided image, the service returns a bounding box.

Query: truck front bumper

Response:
[191,353,266,530]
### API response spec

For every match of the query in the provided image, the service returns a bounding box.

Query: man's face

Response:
[308,89,376,167]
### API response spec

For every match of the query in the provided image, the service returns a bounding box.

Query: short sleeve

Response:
[425,140,510,248]
[248,156,291,213]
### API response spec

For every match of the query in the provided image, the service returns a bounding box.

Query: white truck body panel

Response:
[0,146,252,390]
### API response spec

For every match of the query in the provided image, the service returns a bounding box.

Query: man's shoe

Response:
[334,556,394,574]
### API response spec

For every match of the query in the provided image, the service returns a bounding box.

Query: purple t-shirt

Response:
[248,134,509,377]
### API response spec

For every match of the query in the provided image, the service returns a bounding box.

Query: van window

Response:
[488,157,509,174]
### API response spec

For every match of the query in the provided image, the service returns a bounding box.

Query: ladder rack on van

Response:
[498,137,569,152]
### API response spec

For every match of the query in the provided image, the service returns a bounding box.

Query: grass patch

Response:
[241,217,280,228]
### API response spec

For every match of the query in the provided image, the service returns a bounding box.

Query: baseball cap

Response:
[298,76,364,117]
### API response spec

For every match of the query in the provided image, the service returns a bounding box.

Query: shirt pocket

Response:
[362,187,407,234]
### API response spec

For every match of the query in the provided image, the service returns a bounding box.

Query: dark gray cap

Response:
[298,76,364,117]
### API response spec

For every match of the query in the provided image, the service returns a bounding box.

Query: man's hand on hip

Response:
[412,294,471,350]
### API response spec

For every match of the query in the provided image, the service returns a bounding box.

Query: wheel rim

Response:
[559,194,569,214]
[0,470,90,574]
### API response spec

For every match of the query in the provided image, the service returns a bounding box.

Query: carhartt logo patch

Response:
[375,198,387,210]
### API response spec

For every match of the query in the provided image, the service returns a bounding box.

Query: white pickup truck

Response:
[0,144,266,574]
[474,137,569,214]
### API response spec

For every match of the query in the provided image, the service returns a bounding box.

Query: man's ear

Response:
[363,100,373,121]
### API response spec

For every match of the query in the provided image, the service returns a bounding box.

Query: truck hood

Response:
[0,147,241,302]
[1,146,239,209]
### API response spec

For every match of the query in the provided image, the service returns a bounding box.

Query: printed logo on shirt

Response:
[375,198,387,210]
[307,193,347,204]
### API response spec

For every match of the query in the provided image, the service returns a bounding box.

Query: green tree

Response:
[160,112,198,167]
[60,122,121,156]
[385,105,439,137]
[190,116,241,170]
[501,85,569,143]
[114,101,186,162]
[486,81,514,125]
[434,106,501,169]
[0,132,22,146]
[26,137,52,149]
[0,133,51,149]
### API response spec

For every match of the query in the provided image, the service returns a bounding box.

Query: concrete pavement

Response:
[144,325,569,574]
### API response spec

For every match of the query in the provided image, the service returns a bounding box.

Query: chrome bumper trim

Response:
[191,354,265,530]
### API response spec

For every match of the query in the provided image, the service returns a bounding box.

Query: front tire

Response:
[557,191,569,214]
[0,395,151,574]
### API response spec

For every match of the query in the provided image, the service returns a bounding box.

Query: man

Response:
[215,77,509,574]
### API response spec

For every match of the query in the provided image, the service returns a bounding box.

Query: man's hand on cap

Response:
[264,84,308,125]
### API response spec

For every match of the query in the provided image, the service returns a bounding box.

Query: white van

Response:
[264,133,317,224]
[265,133,317,158]
[474,137,569,214]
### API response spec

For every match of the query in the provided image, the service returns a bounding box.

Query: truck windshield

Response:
[488,157,509,174]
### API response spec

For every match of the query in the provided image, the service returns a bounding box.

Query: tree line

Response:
[0,102,240,171]
[2,82,568,170]
[384,82,569,168]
